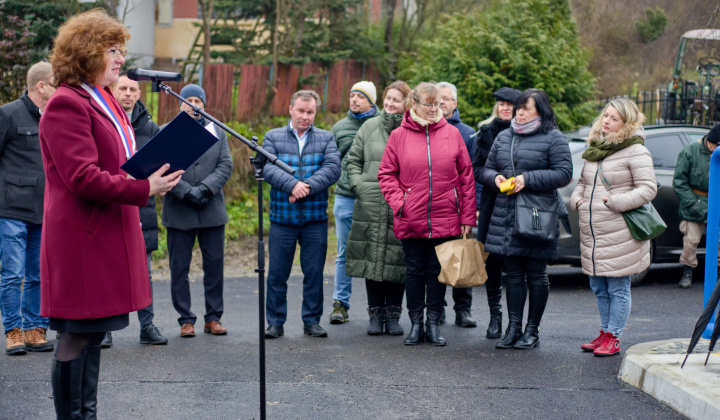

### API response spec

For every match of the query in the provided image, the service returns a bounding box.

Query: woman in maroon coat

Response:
[39,10,182,418]
[378,82,476,346]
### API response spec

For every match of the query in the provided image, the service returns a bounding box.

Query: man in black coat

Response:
[108,74,168,346]
[0,62,55,355]
[161,84,233,338]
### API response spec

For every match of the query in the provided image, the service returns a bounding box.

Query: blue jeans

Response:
[0,218,47,333]
[266,221,327,326]
[589,275,632,337]
[332,195,355,308]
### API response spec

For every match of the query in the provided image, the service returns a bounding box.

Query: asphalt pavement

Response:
[0,263,701,419]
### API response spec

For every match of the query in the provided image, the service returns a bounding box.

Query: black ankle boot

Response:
[81,345,102,419]
[486,311,502,339]
[425,310,447,346]
[404,310,424,345]
[384,306,404,336]
[496,323,522,349]
[367,307,384,335]
[52,355,85,419]
[679,266,693,288]
[514,325,540,349]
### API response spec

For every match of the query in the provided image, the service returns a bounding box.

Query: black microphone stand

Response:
[152,81,292,420]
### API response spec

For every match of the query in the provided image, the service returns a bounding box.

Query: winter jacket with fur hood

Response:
[378,110,476,240]
[570,121,657,277]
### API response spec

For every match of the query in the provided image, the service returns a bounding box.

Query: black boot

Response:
[485,255,503,339]
[81,345,101,419]
[486,312,502,339]
[496,276,525,349]
[514,325,540,349]
[367,307,384,335]
[425,310,447,346]
[404,310,424,345]
[495,323,522,349]
[51,355,85,419]
[679,265,693,288]
[514,274,548,349]
[384,306,404,336]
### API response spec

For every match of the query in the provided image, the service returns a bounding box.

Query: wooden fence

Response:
[143,61,383,126]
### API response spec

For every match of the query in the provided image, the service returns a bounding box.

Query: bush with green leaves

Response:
[635,7,667,44]
[398,0,597,130]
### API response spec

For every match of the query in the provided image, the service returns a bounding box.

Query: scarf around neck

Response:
[582,135,644,162]
[511,116,541,135]
[352,105,377,120]
[410,108,441,126]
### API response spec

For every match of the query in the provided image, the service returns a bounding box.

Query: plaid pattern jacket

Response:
[263,124,340,225]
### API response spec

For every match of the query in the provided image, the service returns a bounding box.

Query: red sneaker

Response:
[593,333,620,357]
[581,330,608,352]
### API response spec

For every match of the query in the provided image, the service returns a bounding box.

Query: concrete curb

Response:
[619,338,720,420]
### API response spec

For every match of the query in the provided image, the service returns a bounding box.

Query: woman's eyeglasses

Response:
[107,48,128,59]
[420,102,441,109]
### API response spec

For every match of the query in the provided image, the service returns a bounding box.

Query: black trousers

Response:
[365,279,405,307]
[484,253,503,312]
[168,226,225,326]
[402,237,451,313]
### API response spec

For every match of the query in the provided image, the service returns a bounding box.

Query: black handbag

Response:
[597,160,666,241]
[510,136,560,243]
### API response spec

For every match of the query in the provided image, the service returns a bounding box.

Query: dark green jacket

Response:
[330,108,377,197]
[345,110,406,283]
[673,138,711,222]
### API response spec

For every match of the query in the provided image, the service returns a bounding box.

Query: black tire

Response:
[630,242,654,287]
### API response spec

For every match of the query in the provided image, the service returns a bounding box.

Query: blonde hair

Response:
[26,62,53,91]
[382,80,412,109]
[478,102,500,128]
[589,98,644,138]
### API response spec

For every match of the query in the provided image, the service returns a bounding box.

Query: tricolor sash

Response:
[81,83,136,159]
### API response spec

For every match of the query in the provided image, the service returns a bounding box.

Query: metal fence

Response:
[598,87,720,127]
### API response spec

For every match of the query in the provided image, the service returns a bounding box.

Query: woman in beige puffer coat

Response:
[570,98,657,357]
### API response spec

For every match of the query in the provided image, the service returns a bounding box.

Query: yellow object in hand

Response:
[500,177,516,195]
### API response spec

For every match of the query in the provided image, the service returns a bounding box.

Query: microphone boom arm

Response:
[153,81,295,176]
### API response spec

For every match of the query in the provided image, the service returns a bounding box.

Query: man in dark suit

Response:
[105,74,168,347]
[161,84,233,337]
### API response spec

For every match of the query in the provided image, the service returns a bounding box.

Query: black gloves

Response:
[184,184,211,208]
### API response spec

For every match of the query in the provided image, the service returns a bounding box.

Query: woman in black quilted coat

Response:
[480,89,572,350]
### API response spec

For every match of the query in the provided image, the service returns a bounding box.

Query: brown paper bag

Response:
[435,235,489,288]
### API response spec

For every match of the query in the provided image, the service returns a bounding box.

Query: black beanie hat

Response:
[707,123,720,145]
[493,87,521,104]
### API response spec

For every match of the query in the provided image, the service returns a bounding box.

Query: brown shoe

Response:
[6,328,27,355]
[23,327,54,352]
[180,323,195,337]
[203,320,227,335]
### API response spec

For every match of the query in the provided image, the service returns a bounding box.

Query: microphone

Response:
[127,68,182,82]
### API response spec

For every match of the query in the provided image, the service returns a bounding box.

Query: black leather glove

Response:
[184,184,211,208]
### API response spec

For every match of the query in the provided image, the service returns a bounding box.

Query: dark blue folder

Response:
[121,111,219,179]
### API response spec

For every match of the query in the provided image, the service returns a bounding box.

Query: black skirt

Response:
[49,313,129,333]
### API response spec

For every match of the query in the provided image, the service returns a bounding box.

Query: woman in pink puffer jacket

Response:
[378,82,476,347]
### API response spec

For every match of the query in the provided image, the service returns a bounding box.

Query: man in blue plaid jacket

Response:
[262,90,341,339]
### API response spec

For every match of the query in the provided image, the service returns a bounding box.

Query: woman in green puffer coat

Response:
[345,81,411,336]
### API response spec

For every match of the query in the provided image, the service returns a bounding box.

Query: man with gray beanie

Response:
[328,81,379,325]
[673,123,720,288]
[161,84,233,336]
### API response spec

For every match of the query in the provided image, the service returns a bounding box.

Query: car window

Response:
[686,133,705,143]
[645,134,685,168]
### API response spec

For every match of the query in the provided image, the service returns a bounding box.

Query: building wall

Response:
[121,0,157,68]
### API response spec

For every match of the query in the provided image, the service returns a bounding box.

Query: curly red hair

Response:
[50,8,130,87]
